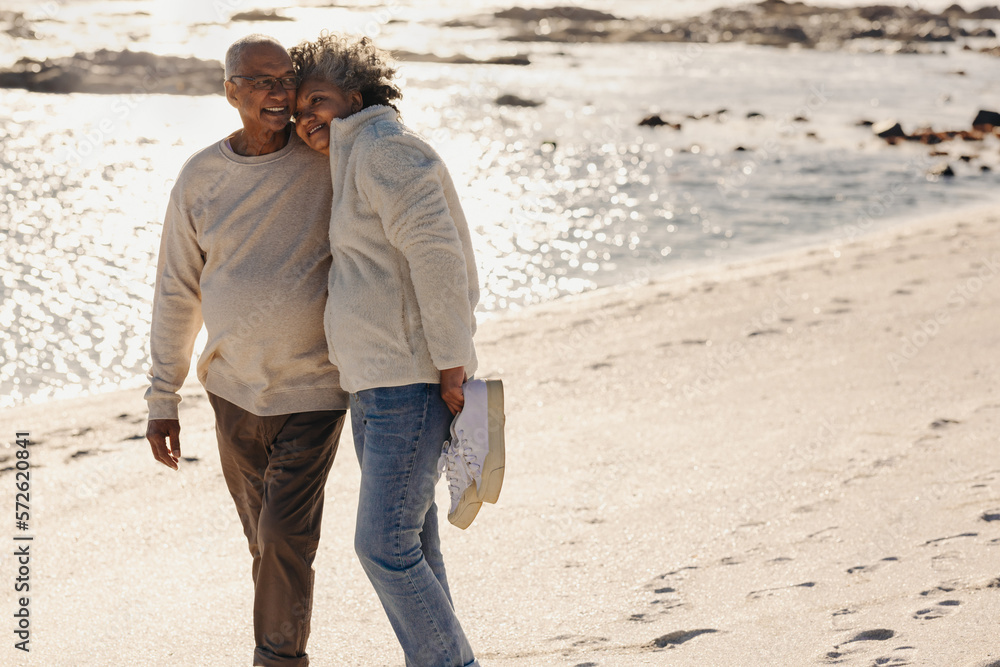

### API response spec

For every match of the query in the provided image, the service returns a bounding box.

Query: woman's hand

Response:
[440,366,467,415]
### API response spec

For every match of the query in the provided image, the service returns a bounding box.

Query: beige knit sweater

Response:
[146,132,348,420]
[324,106,479,393]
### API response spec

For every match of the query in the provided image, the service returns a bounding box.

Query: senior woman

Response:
[289,35,482,667]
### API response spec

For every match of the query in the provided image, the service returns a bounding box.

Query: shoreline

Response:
[4,197,999,416]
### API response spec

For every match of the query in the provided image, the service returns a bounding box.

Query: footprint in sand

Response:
[922,533,977,547]
[822,629,899,664]
[647,629,718,649]
[635,579,685,620]
[913,599,962,621]
[871,645,918,666]
[920,582,959,597]
[746,328,782,337]
[846,556,899,575]
[747,581,815,600]
[117,413,146,424]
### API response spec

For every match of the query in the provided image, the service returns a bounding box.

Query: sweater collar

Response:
[328,105,398,149]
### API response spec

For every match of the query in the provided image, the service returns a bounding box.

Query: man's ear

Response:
[224,80,240,109]
[350,90,363,113]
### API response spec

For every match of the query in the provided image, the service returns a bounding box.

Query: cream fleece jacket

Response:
[324,106,479,393]
[146,131,348,420]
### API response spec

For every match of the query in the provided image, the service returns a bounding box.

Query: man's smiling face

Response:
[224,43,297,135]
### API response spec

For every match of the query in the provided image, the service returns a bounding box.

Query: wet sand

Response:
[2,203,1000,665]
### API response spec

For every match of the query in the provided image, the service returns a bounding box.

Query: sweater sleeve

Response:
[356,133,475,371]
[144,197,205,420]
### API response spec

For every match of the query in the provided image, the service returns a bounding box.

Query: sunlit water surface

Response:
[1,0,999,406]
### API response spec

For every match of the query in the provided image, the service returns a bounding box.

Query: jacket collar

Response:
[328,105,398,149]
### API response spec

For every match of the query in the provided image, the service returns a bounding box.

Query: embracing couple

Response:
[144,33,501,667]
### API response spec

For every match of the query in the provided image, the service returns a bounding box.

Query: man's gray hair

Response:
[225,34,286,79]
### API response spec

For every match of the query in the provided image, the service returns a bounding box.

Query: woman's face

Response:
[294,78,362,155]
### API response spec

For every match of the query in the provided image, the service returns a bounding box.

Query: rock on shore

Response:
[471,1,1000,52]
[0,50,223,95]
[0,47,533,96]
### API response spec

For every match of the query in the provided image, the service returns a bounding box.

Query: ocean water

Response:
[1,0,999,407]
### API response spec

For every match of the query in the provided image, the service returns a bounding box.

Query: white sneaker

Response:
[439,437,481,529]
[439,379,506,529]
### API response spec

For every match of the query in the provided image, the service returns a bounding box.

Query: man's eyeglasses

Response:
[228,75,299,91]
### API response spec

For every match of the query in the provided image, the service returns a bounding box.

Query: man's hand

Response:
[440,366,467,416]
[147,419,181,470]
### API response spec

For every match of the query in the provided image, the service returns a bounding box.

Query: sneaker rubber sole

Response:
[481,379,505,504]
[446,379,506,529]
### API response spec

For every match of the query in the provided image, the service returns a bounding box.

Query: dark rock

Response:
[928,163,955,177]
[746,24,812,47]
[855,5,910,21]
[486,54,531,66]
[970,6,1000,19]
[1,10,36,39]
[959,155,974,162]
[856,119,874,127]
[231,10,293,22]
[911,128,947,144]
[734,146,748,151]
[484,1,1000,52]
[495,93,542,107]
[747,111,765,119]
[852,27,886,38]
[982,165,992,172]
[494,7,620,22]
[393,51,529,66]
[972,109,1000,129]
[872,120,906,139]
[636,114,681,130]
[0,49,223,95]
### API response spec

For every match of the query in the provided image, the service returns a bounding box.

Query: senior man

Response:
[145,34,346,667]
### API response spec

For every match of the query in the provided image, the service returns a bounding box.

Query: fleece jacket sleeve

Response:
[144,198,205,420]
[356,133,475,372]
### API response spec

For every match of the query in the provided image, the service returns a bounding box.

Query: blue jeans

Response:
[351,384,479,667]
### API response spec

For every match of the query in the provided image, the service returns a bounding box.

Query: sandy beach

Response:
[2,202,1000,666]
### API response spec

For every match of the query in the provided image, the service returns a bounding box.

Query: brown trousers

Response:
[209,393,346,667]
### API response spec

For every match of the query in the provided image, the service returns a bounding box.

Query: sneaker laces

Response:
[439,440,473,514]
[455,433,482,487]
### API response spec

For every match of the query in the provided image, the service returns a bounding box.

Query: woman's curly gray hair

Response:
[290,34,402,112]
